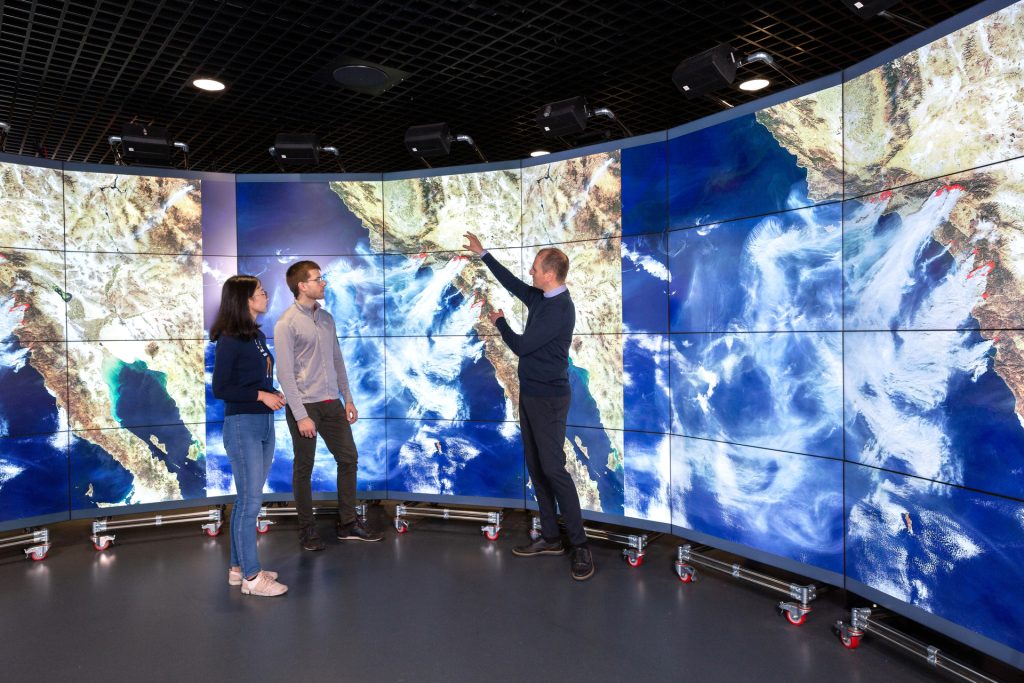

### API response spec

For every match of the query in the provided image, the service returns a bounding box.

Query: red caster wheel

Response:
[93,541,110,551]
[28,549,48,561]
[484,529,499,541]
[396,523,409,534]
[785,611,808,626]
[256,522,271,535]
[841,634,861,649]
[675,564,694,582]
[625,554,643,568]
[205,526,221,537]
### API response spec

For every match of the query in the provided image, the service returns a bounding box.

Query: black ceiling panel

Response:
[0,0,987,173]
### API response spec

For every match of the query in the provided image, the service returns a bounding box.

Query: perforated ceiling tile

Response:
[0,0,983,173]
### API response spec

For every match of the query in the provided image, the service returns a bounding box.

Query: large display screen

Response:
[1,0,1022,666]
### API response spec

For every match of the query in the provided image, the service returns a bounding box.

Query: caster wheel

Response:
[484,529,499,541]
[205,526,221,537]
[841,634,861,649]
[784,610,808,626]
[396,523,408,534]
[256,522,271,535]
[93,541,110,552]
[677,569,694,583]
[625,554,643,567]
[29,549,48,561]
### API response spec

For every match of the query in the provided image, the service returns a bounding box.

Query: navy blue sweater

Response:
[482,252,575,397]
[212,330,279,415]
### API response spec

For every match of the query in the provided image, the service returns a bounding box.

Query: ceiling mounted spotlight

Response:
[404,123,487,168]
[192,78,225,91]
[672,45,798,103]
[840,0,927,29]
[269,133,345,171]
[530,150,550,157]
[536,96,632,142]
[671,44,738,100]
[108,121,189,168]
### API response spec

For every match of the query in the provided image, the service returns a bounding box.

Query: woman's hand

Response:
[258,390,286,411]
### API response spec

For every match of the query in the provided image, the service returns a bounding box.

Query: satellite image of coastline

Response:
[1,163,70,523]
[839,1,1024,652]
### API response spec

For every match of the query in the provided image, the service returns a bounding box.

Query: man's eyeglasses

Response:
[305,275,327,283]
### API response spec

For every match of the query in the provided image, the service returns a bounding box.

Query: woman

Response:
[211,275,288,597]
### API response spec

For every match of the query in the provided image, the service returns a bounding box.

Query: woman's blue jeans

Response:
[223,412,275,578]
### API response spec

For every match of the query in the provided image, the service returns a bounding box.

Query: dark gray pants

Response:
[286,400,359,528]
[520,393,587,547]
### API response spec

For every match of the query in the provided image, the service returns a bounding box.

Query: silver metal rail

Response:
[675,544,817,625]
[0,528,50,561]
[833,608,1001,683]
[529,516,649,566]
[90,508,222,550]
[255,504,368,533]
[394,504,502,540]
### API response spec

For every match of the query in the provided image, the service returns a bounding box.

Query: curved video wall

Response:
[1,0,1022,667]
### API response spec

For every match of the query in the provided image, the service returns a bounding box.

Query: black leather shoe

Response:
[512,537,566,557]
[571,546,595,581]
[300,525,325,551]
[336,521,383,542]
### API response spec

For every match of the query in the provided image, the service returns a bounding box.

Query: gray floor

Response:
[0,505,1008,682]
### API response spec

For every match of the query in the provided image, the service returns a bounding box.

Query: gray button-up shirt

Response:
[273,300,353,422]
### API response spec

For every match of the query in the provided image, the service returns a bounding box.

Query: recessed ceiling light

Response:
[530,150,550,157]
[192,78,225,92]
[739,78,770,92]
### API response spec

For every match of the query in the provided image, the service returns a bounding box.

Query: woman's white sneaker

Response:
[229,567,277,586]
[241,570,288,596]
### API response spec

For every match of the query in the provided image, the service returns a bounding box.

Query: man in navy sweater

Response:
[463,232,593,581]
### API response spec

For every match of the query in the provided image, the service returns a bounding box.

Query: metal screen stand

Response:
[255,503,369,533]
[90,507,223,551]
[1,528,51,561]
[833,608,1000,682]
[674,543,818,625]
[394,503,502,540]
[529,516,649,567]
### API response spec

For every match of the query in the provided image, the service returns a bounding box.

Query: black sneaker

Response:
[300,525,325,551]
[512,537,566,557]
[336,521,383,542]
[571,546,595,581]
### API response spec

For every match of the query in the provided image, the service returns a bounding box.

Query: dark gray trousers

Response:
[520,393,587,547]
[286,400,359,528]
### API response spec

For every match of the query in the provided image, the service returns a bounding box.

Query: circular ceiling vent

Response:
[332,64,390,89]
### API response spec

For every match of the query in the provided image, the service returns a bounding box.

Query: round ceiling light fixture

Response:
[332,64,390,89]
[193,78,226,91]
[530,150,550,157]
[739,78,770,92]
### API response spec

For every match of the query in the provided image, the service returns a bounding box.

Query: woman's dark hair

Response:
[210,275,262,341]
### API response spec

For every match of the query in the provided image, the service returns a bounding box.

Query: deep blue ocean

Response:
[0,341,68,523]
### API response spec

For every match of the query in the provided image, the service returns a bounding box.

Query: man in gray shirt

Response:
[275,260,382,550]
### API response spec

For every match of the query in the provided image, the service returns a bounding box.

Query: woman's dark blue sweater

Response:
[212,330,278,415]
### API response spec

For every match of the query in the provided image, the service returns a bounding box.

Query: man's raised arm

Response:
[463,231,533,303]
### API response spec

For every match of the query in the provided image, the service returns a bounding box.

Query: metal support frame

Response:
[394,504,502,540]
[675,544,818,625]
[529,516,649,566]
[255,503,368,534]
[90,507,222,551]
[0,528,51,561]
[833,608,1000,682]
